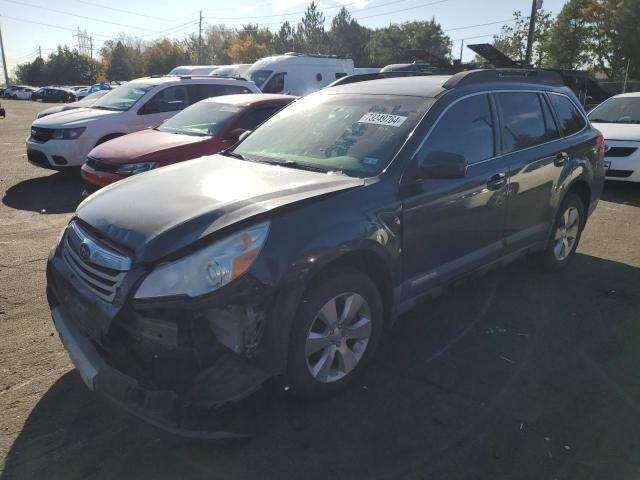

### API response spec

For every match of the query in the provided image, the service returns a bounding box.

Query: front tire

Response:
[287,269,383,399]
[540,193,584,271]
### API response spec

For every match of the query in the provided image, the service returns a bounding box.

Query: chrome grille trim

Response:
[62,221,131,302]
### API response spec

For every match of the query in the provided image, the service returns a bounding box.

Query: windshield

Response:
[234,92,431,177]
[249,69,273,88]
[157,101,241,137]
[91,83,154,111]
[588,97,640,124]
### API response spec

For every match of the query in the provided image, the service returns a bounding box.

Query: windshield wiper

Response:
[261,159,332,173]
[220,150,245,160]
[92,105,121,111]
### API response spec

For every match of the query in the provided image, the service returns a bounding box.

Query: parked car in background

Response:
[31,87,77,103]
[211,64,252,77]
[27,75,260,169]
[169,65,221,76]
[588,92,640,182]
[3,85,19,98]
[46,69,604,435]
[9,86,37,100]
[69,85,88,92]
[81,93,296,189]
[245,53,354,95]
[76,83,113,100]
[37,90,110,119]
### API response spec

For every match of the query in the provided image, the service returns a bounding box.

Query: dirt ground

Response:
[1,98,640,480]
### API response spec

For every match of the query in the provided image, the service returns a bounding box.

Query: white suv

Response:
[26,76,260,169]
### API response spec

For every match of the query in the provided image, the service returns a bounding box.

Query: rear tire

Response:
[540,193,584,271]
[287,269,383,399]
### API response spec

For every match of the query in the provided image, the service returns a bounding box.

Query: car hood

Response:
[76,155,364,262]
[37,105,65,118]
[89,129,207,164]
[33,107,121,128]
[591,122,640,142]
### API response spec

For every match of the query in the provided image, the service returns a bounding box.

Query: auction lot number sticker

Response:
[358,112,408,127]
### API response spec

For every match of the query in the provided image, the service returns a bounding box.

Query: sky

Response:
[0,0,569,77]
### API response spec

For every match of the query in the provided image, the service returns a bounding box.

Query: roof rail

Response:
[443,68,564,89]
[326,71,438,88]
[177,74,248,81]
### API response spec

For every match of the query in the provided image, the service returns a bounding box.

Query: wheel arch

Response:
[564,179,591,227]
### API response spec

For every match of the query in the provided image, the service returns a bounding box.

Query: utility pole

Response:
[198,10,203,64]
[0,22,9,87]
[90,37,93,60]
[459,39,464,62]
[525,0,542,66]
[38,45,42,58]
[622,58,630,93]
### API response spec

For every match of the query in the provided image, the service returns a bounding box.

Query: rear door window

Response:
[496,92,552,153]
[419,93,495,165]
[190,84,253,102]
[548,94,586,136]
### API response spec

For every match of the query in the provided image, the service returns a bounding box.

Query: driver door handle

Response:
[487,172,507,190]
[554,152,569,166]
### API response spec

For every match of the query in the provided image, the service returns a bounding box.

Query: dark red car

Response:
[81,94,296,189]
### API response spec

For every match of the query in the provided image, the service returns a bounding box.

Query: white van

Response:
[169,65,221,76]
[245,53,355,96]
[211,64,253,77]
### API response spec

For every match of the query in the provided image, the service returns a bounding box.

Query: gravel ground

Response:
[1,98,640,480]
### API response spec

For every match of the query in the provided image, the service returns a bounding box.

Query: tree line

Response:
[14,0,639,87]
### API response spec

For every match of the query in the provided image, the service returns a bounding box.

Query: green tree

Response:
[296,2,328,54]
[329,7,370,66]
[547,0,592,69]
[492,10,554,67]
[15,56,46,86]
[369,19,451,66]
[143,38,187,75]
[184,25,236,64]
[273,21,295,53]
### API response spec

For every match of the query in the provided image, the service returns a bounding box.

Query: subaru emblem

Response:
[79,241,90,260]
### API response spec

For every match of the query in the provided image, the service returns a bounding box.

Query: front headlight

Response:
[134,221,270,299]
[116,161,159,176]
[52,127,86,140]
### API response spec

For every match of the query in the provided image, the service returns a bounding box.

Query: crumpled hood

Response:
[33,107,121,128]
[76,155,364,262]
[89,129,206,164]
[591,122,640,142]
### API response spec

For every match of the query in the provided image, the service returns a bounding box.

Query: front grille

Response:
[62,222,131,302]
[605,147,637,158]
[86,156,119,173]
[30,126,54,143]
[606,169,634,178]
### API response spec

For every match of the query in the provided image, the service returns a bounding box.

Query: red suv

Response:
[81,94,296,189]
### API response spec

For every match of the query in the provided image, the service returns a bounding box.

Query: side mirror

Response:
[228,128,250,141]
[417,151,467,180]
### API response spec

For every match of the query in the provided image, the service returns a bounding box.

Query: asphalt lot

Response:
[1,98,640,479]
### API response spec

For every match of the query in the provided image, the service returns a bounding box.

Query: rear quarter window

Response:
[548,94,586,136]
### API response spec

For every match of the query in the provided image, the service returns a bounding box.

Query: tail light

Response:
[595,130,605,150]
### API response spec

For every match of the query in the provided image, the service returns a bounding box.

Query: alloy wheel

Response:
[305,292,372,383]
[553,206,580,261]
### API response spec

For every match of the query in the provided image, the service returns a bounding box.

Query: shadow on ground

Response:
[602,181,640,207]
[4,254,640,480]
[2,171,85,214]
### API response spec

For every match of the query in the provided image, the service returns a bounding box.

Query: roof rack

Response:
[177,74,248,81]
[442,68,564,89]
[326,70,439,88]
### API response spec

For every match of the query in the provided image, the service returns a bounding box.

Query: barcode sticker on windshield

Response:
[358,112,408,127]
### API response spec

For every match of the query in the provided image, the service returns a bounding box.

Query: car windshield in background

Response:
[234,93,431,177]
[589,97,640,124]
[91,83,154,111]
[249,70,273,88]
[157,102,241,137]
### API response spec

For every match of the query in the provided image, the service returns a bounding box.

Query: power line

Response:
[444,18,514,32]
[70,0,176,22]
[451,32,502,41]
[2,0,158,32]
[355,0,449,21]
[0,14,112,38]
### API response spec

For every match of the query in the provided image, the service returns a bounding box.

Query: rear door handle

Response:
[554,152,569,166]
[487,172,507,190]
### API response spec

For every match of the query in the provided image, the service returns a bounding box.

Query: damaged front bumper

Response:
[46,243,278,438]
[50,302,269,438]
